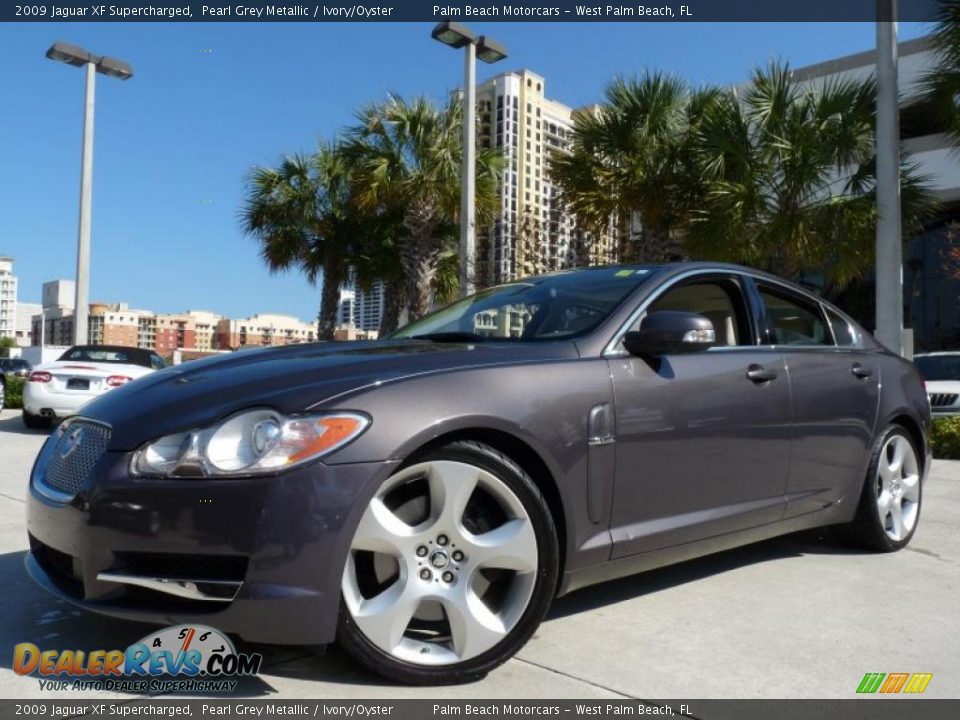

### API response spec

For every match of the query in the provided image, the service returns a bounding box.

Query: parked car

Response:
[0,357,32,411]
[22,345,166,428]
[914,352,960,416]
[25,264,930,684]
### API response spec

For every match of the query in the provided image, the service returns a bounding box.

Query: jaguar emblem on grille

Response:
[59,426,85,460]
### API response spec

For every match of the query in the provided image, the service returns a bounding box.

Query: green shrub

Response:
[2,376,24,410]
[932,416,960,460]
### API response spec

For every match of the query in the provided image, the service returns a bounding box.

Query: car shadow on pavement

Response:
[0,414,51,436]
[0,550,389,694]
[548,528,869,620]
[1,531,868,692]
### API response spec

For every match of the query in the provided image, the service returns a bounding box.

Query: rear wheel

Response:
[849,425,922,552]
[22,410,50,430]
[337,440,558,684]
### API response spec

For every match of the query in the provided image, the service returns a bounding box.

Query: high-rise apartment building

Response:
[336,278,386,333]
[475,70,617,286]
[0,256,18,341]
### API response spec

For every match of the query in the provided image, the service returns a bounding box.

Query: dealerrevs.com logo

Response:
[14,625,262,693]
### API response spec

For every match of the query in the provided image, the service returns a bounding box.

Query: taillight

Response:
[106,375,133,387]
[28,371,52,383]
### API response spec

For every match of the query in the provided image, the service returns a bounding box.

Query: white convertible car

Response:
[23,345,166,428]
[914,351,960,417]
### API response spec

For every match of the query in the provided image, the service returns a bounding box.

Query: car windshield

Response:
[914,355,960,381]
[392,266,659,342]
[58,346,152,368]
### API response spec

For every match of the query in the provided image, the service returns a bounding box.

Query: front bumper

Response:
[25,421,399,645]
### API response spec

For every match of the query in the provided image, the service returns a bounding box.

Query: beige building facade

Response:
[476,70,617,286]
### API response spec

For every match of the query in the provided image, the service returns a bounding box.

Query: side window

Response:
[646,278,752,347]
[151,354,167,370]
[758,285,832,346]
[825,308,858,347]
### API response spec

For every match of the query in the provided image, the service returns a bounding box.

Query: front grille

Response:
[40,419,111,499]
[929,393,959,408]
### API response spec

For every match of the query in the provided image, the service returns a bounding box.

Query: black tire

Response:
[337,439,559,685]
[22,410,50,430]
[848,424,923,552]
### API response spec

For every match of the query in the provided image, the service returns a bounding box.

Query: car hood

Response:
[79,339,579,450]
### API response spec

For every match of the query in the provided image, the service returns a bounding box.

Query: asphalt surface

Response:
[0,407,957,700]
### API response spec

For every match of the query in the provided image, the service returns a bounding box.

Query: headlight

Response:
[131,409,370,478]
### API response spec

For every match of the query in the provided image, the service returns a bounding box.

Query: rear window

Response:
[58,346,152,368]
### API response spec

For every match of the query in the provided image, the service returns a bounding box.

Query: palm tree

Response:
[551,72,720,263]
[242,143,360,340]
[921,0,960,146]
[685,63,937,290]
[346,94,502,324]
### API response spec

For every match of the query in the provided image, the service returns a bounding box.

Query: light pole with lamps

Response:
[45,41,133,345]
[431,22,507,297]
[874,2,904,355]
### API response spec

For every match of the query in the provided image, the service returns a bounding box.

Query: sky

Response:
[0,21,930,322]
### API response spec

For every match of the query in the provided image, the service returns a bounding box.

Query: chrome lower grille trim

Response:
[96,572,241,602]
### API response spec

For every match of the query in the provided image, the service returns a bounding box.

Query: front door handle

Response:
[851,363,873,380]
[746,364,778,383]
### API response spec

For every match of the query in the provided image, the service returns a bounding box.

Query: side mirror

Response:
[623,311,716,357]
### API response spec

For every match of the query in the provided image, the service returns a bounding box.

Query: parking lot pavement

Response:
[0,407,957,700]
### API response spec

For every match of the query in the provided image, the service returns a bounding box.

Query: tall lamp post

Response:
[874,2,904,355]
[45,41,133,345]
[431,22,507,297]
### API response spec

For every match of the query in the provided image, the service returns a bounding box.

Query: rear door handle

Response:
[746,364,778,383]
[851,363,873,380]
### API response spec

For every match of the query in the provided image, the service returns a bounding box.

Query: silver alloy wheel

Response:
[342,460,538,666]
[875,435,921,542]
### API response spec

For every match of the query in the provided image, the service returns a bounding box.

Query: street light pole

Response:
[45,41,133,346]
[875,1,904,355]
[461,41,477,297]
[431,23,507,297]
[75,60,96,346]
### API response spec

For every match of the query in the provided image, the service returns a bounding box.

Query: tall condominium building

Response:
[475,70,617,286]
[336,277,386,333]
[0,256,18,341]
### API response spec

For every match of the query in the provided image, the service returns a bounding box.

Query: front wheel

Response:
[848,425,923,552]
[337,440,559,684]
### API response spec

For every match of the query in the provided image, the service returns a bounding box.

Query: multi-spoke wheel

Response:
[850,425,923,551]
[338,440,558,684]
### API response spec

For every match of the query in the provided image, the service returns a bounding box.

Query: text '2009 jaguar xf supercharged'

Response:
[25,263,931,684]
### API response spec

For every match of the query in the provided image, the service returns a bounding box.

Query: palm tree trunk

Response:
[401,198,442,321]
[379,276,405,335]
[639,226,684,263]
[317,264,343,341]
[404,242,442,321]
